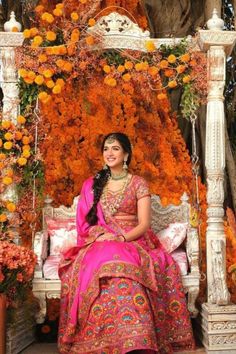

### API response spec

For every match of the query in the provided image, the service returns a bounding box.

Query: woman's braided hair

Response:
[86,132,132,225]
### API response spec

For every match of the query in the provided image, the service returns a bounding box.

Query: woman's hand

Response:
[96,233,116,242]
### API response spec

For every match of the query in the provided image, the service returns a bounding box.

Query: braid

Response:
[86,168,110,225]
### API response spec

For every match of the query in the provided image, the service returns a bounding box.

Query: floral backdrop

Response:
[0,0,236,310]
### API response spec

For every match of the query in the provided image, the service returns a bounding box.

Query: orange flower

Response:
[56,78,65,87]
[45,79,55,88]
[6,202,16,212]
[71,12,79,21]
[157,92,167,100]
[17,115,26,125]
[0,139,2,147]
[63,62,73,72]
[17,157,27,166]
[88,18,96,27]
[79,0,87,3]
[6,169,13,177]
[43,69,53,78]
[117,65,125,73]
[41,12,54,24]
[33,35,43,46]
[124,61,134,70]
[22,136,30,145]
[135,63,143,71]
[167,54,176,64]
[159,60,169,69]
[35,75,44,85]
[71,29,80,42]
[12,27,19,32]
[3,141,12,150]
[39,54,48,63]
[22,149,31,158]
[103,65,111,74]
[0,153,6,160]
[176,65,186,74]
[182,75,191,84]
[22,145,30,151]
[122,73,131,82]
[180,53,191,63]
[148,66,159,76]
[52,84,62,94]
[38,91,49,101]
[104,77,117,87]
[18,68,28,78]
[145,40,156,52]
[85,36,94,46]
[46,31,57,41]
[23,29,31,38]
[56,3,64,9]
[0,214,7,223]
[15,131,23,140]
[30,27,39,37]
[164,69,175,78]
[35,5,44,13]
[3,176,13,185]
[168,80,178,88]
[53,8,63,17]
[4,132,13,140]
[56,59,65,68]
[2,120,11,129]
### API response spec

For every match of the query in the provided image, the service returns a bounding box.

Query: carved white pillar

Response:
[0,32,23,121]
[197,10,236,354]
[0,32,24,244]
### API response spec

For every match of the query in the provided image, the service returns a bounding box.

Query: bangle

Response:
[120,234,126,242]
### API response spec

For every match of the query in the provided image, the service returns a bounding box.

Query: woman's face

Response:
[103,139,128,170]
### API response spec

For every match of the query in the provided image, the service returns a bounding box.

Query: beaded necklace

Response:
[101,175,131,215]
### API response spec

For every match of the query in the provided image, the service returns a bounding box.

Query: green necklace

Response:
[110,170,128,180]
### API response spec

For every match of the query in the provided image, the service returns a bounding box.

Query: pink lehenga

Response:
[58,175,195,354]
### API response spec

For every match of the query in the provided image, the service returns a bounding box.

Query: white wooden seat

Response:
[32,193,200,323]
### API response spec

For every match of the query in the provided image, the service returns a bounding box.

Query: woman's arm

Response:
[123,195,151,242]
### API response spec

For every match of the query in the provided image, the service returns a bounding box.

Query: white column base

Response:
[198,303,236,353]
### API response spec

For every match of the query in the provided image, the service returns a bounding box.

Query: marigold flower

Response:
[164,69,175,78]
[6,169,13,177]
[35,5,44,13]
[167,54,176,64]
[189,59,197,67]
[38,91,49,101]
[103,65,111,74]
[58,45,67,55]
[63,62,73,72]
[43,69,53,78]
[34,75,44,85]
[30,27,39,37]
[88,18,96,27]
[12,27,19,32]
[46,79,55,89]
[53,8,63,17]
[56,3,64,9]
[104,77,117,87]
[23,29,31,38]
[3,176,13,185]
[22,149,31,158]
[46,31,57,42]
[122,73,131,82]
[4,132,13,140]
[2,120,11,129]
[182,75,191,84]
[79,0,87,3]
[17,157,27,166]
[18,68,28,78]
[17,115,26,125]
[0,153,6,160]
[145,40,156,52]
[0,162,4,169]
[79,61,87,70]
[41,13,54,24]
[39,54,48,63]
[56,78,65,87]
[159,60,169,69]
[180,53,190,63]
[71,30,80,42]
[15,131,23,140]
[148,66,159,76]
[56,59,64,68]
[124,61,134,70]
[176,65,186,74]
[52,85,62,94]
[0,214,7,222]
[0,138,2,147]
[135,63,143,71]
[22,144,30,151]
[23,77,34,84]
[3,141,13,150]
[117,65,125,73]
[71,12,79,21]
[22,136,30,145]
[157,92,167,100]
[85,36,94,46]
[33,35,43,46]
[6,202,16,212]
[168,80,178,88]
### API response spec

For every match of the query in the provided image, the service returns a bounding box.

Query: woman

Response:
[58,132,195,354]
